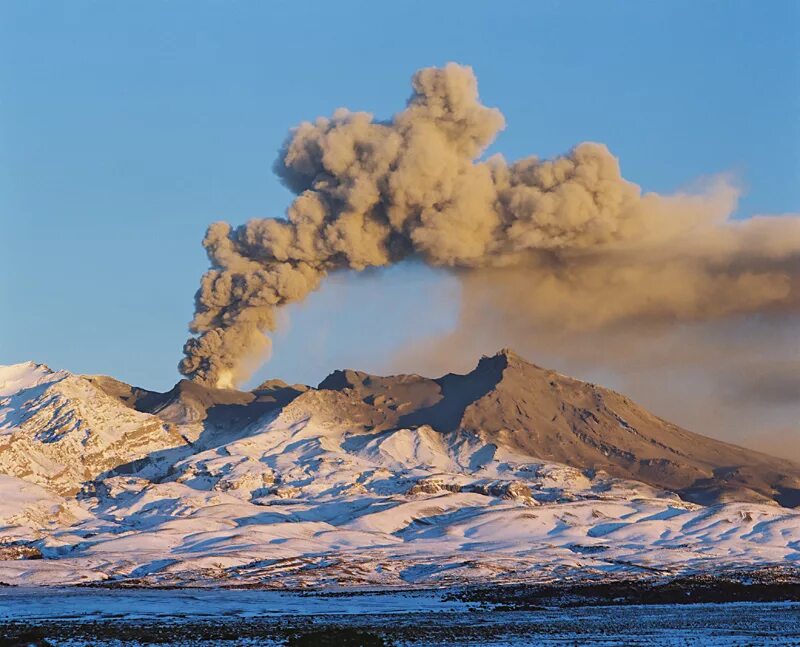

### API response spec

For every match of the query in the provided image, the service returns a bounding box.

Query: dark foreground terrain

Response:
[4,604,800,646]
[2,576,800,646]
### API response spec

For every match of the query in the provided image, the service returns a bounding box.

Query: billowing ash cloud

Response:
[180,63,800,388]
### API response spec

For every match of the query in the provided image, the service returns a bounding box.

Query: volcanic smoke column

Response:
[180,63,800,388]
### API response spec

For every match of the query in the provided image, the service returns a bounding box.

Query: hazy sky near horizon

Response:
[1,2,798,453]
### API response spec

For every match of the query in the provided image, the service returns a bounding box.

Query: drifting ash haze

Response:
[179,63,800,390]
[0,352,798,588]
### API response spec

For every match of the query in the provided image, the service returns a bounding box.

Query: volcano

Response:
[0,350,797,587]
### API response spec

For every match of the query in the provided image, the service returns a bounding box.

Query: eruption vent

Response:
[180,63,800,388]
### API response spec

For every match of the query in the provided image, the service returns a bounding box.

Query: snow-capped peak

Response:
[0,361,60,397]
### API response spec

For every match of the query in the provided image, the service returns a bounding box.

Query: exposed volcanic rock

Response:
[314,349,800,506]
[93,375,307,429]
[84,375,155,410]
[460,350,800,506]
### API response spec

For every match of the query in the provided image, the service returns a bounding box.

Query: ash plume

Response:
[180,63,800,388]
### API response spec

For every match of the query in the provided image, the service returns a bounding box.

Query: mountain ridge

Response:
[294,349,800,507]
[75,349,800,507]
[0,353,799,587]
[5,351,797,507]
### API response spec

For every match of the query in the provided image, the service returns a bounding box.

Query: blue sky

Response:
[1,0,798,391]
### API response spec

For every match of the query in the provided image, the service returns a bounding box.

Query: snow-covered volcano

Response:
[0,351,798,587]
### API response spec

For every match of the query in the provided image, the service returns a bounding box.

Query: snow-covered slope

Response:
[0,363,187,495]
[0,356,797,588]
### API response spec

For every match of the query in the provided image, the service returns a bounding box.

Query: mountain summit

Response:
[306,349,799,507]
[12,350,796,507]
[0,352,798,587]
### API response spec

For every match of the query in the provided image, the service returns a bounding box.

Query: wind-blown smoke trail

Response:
[180,63,800,388]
